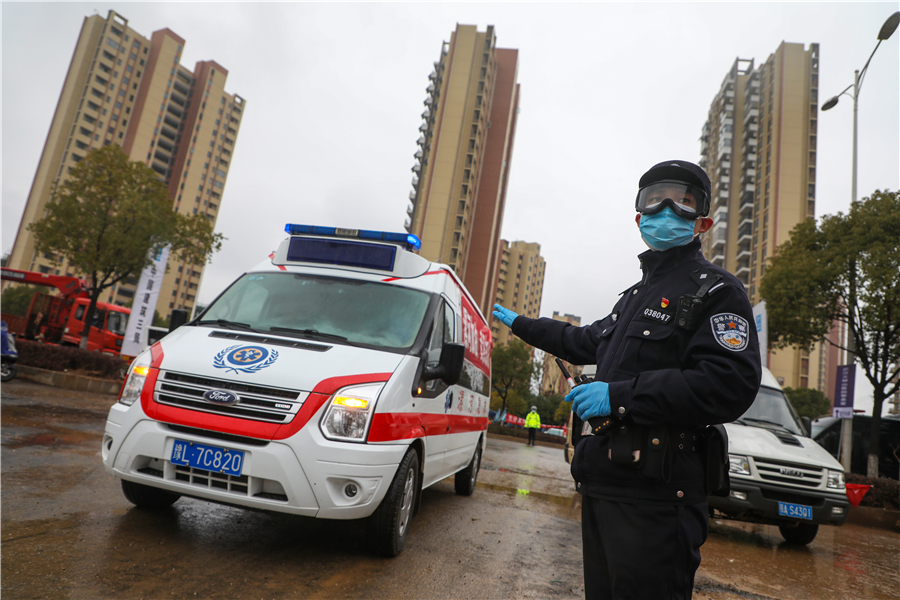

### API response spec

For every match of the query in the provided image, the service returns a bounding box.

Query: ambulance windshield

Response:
[198,272,431,352]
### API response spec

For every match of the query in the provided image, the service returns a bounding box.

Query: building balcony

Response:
[713,205,728,223]
[741,167,757,182]
[739,197,754,217]
[411,162,421,174]
[711,253,726,266]
[409,190,416,201]
[736,246,752,262]
[743,182,756,194]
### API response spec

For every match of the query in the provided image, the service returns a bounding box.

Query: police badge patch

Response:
[710,313,749,352]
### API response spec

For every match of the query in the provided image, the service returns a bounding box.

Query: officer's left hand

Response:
[565,381,610,420]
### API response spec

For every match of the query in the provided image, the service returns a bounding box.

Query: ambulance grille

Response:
[155,371,306,423]
[753,457,823,488]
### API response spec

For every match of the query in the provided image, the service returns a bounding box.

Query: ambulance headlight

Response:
[118,351,152,406]
[728,454,751,476]
[320,383,384,442]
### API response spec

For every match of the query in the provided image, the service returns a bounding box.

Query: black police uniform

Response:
[510,238,761,599]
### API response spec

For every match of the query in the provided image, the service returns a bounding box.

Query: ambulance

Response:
[102,225,493,556]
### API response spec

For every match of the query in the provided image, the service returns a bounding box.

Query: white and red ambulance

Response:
[102,224,492,556]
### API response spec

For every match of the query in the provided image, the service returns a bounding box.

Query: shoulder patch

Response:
[710,313,749,352]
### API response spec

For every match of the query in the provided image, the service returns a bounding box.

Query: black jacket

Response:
[511,239,761,504]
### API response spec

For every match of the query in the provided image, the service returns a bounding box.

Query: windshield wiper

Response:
[268,327,348,342]
[736,417,795,433]
[197,319,257,331]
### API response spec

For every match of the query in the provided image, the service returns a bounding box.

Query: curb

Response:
[15,364,121,395]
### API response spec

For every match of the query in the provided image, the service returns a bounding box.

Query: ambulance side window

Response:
[425,300,455,392]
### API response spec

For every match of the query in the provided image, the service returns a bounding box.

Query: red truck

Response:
[1,267,130,356]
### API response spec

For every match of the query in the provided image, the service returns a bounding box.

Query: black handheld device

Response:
[555,358,612,436]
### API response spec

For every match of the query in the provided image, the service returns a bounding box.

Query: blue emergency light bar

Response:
[284,224,422,252]
[283,224,424,272]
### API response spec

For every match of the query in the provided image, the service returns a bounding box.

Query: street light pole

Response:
[822,11,900,204]
[851,69,858,203]
[820,11,899,472]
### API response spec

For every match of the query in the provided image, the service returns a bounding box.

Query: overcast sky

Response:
[3,2,898,411]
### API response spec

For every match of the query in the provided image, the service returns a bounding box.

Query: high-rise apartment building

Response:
[6,10,244,321]
[699,42,837,393]
[492,240,545,347]
[540,312,582,396]
[406,24,520,318]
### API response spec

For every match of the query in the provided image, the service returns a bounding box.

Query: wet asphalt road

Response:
[2,379,898,599]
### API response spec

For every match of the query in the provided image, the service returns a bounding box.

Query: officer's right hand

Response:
[492,304,518,328]
[565,381,611,420]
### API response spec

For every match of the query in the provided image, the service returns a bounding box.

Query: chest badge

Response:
[710,313,750,352]
[661,298,669,308]
[642,305,673,324]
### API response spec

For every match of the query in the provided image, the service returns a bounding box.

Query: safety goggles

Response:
[635,180,710,218]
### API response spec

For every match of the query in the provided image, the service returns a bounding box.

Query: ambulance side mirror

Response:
[423,343,465,386]
[169,309,188,333]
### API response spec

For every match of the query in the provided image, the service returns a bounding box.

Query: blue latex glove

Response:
[492,304,519,328]
[565,381,611,421]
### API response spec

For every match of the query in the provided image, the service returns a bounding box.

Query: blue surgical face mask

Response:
[639,206,697,251]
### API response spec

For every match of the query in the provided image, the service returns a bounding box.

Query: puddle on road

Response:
[477,481,582,521]
[704,519,900,599]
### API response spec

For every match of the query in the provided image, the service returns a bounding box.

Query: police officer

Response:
[525,405,541,446]
[493,160,761,600]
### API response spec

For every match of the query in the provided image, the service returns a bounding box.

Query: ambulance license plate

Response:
[171,439,244,477]
[778,501,813,520]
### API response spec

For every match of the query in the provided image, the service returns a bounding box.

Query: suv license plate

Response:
[171,439,244,477]
[778,501,813,520]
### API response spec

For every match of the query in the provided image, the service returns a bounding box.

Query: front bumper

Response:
[708,478,849,527]
[102,401,409,519]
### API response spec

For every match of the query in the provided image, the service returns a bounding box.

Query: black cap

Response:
[639,160,711,201]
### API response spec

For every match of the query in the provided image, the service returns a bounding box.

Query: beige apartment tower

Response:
[6,10,244,321]
[700,42,838,395]
[492,240,545,347]
[406,25,520,318]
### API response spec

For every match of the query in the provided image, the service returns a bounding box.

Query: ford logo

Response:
[203,389,239,406]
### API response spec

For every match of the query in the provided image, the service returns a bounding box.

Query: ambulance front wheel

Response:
[454,443,482,496]
[367,447,419,557]
[121,479,181,509]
